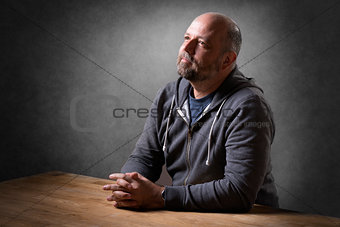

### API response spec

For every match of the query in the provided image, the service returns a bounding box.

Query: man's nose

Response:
[183,39,196,56]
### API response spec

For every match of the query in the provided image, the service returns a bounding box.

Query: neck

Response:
[190,78,223,99]
[190,67,234,99]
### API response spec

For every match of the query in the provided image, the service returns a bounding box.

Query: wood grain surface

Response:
[0,171,339,226]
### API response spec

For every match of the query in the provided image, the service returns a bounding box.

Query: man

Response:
[103,12,279,212]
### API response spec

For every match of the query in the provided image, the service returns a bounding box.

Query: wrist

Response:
[158,186,165,208]
[161,188,165,201]
[148,185,165,209]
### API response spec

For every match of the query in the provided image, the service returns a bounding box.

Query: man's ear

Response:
[221,51,237,70]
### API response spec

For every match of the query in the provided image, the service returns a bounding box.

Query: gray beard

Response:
[177,61,211,82]
[176,51,222,82]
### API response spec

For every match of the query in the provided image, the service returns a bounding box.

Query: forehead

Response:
[186,18,225,43]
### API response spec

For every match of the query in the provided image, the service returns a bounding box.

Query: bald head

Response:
[192,12,242,55]
[177,12,241,86]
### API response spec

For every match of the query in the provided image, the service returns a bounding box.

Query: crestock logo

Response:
[111,106,240,125]
[70,95,271,133]
[111,106,270,129]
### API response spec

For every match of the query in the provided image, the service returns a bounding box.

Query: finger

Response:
[127,172,148,182]
[109,173,134,183]
[107,191,132,201]
[127,172,139,180]
[102,184,126,191]
[116,178,132,190]
[109,173,126,180]
[113,200,139,208]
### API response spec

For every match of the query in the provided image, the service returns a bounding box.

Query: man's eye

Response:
[184,36,190,40]
[199,41,206,46]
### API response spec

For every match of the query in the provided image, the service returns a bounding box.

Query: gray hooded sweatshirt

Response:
[121,67,279,212]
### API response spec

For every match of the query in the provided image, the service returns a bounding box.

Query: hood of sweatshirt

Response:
[174,66,263,112]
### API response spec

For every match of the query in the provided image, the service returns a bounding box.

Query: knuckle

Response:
[112,191,120,199]
[116,179,125,185]
[117,193,125,199]
[124,193,131,198]
[114,184,121,190]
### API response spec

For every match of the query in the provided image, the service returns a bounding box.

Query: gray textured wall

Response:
[1,0,340,218]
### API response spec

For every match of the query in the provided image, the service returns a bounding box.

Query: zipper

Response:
[176,108,192,186]
[182,119,210,184]
[183,129,192,185]
[176,108,189,126]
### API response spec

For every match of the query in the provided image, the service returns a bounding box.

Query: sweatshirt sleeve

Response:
[120,90,165,183]
[164,95,274,212]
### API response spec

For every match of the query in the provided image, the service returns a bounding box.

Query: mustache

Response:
[179,51,195,63]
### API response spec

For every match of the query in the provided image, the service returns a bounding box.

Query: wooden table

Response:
[0,172,339,226]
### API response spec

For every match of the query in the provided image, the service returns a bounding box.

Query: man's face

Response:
[177,17,225,82]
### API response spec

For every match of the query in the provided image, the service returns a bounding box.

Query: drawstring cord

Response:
[206,98,227,166]
[162,95,175,152]
[162,95,227,166]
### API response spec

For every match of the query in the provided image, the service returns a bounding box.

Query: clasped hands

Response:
[103,172,165,209]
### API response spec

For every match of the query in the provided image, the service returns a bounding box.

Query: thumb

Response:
[129,172,139,180]
[126,172,139,180]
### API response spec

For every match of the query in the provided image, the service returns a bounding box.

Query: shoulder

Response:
[223,86,274,130]
[159,80,177,95]
[155,81,176,101]
[227,86,271,112]
[150,80,177,110]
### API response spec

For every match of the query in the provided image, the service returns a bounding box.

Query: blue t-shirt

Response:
[188,88,215,126]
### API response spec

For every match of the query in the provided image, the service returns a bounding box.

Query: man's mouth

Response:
[181,57,192,64]
[181,58,189,63]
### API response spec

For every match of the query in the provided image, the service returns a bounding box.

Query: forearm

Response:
[163,177,254,212]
